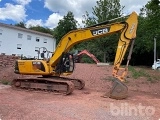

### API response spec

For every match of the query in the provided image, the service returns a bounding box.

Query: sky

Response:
[0,0,150,28]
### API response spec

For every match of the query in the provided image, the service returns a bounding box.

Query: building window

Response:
[17,44,22,49]
[18,33,23,38]
[27,35,32,40]
[36,37,40,42]
[35,47,39,52]
[0,41,2,46]
[43,39,47,43]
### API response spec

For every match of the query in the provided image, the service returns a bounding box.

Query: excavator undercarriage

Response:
[11,77,85,95]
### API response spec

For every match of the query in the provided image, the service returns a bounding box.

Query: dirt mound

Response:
[0,66,20,82]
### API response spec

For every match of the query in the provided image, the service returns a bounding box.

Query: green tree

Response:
[15,22,26,28]
[29,25,53,35]
[80,0,124,62]
[53,11,77,45]
[131,0,160,65]
[15,22,53,35]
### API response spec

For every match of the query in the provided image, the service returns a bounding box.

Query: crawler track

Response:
[11,78,75,95]
[55,77,85,90]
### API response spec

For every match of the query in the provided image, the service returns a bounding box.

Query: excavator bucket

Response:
[109,78,128,100]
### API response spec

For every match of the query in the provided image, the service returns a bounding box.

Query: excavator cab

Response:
[55,53,75,74]
[40,52,45,58]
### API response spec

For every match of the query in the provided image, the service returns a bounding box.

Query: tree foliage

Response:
[29,26,53,35]
[15,22,26,28]
[53,11,77,45]
[14,22,53,35]
[131,0,160,65]
[92,0,124,23]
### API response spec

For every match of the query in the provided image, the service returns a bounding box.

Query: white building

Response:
[0,22,56,58]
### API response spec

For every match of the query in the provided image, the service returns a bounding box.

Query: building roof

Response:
[0,22,53,38]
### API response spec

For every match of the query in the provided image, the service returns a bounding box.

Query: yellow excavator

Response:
[12,11,138,100]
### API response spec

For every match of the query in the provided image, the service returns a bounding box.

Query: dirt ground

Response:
[0,63,160,120]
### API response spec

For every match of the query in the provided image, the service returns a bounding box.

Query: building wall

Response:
[0,25,56,58]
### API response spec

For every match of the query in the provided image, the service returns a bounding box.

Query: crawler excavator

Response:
[12,11,138,100]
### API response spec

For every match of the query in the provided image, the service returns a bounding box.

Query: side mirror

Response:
[41,53,44,58]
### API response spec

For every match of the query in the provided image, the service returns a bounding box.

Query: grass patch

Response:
[128,66,157,82]
[0,79,11,85]
[102,66,159,83]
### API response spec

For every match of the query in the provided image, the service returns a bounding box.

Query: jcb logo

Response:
[91,27,110,36]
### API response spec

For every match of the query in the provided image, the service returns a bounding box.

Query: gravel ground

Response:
[0,63,160,120]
